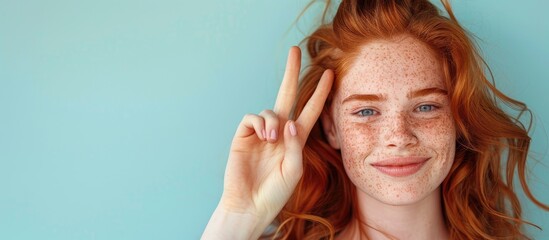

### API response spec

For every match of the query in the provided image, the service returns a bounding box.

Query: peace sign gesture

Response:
[202,47,334,239]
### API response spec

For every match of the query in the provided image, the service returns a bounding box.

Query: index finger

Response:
[273,46,301,120]
[295,69,334,143]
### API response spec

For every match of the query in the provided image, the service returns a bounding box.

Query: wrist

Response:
[202,205,268,240]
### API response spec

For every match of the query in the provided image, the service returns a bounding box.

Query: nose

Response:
[381,112,418,149]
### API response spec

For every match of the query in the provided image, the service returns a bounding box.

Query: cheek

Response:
[337,119,378,166]
[415,114,457,173]
[337,120,388,197]
[418,114,456,148]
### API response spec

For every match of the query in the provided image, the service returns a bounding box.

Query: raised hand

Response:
[202,46,333,239]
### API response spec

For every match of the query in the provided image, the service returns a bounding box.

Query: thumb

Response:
[281,120,304,182]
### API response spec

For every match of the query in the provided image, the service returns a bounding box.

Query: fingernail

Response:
[270,129,277,140]
[289,121,297,136]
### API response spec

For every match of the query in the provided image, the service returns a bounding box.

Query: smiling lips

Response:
[371,157,430,177]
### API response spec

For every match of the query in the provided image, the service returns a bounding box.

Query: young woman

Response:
[203,0,549,239]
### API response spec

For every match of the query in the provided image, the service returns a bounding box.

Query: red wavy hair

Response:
[267,0,549,239]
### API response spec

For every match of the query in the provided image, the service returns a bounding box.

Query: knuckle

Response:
[260,110,278,120]
[242,113,260,122]
[259,109,276,116]
[243,113,255,119]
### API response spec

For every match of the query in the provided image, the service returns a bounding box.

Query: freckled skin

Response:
[327,36,456,205]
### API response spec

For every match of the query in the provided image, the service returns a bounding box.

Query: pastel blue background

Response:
[1,0,548,239]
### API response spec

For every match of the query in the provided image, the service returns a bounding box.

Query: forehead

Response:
[339,36,444,94]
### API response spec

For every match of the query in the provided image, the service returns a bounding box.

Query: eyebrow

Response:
[342,94,386,104]
[341,87,448,104]
[408,87,448,98]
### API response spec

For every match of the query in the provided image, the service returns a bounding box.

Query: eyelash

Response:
[354,104,439,117]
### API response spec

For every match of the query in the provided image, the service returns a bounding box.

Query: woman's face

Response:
[324,36,456,205]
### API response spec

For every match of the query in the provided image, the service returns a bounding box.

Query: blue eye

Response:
[357,109,377,116]
[417,105,436,112]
